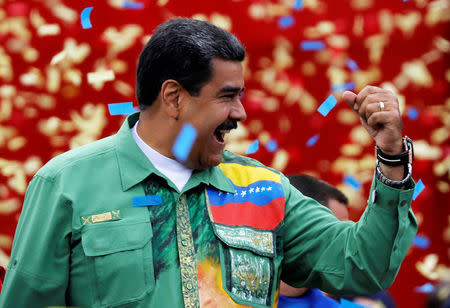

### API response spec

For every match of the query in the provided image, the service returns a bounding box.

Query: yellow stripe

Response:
[219,163,281,187]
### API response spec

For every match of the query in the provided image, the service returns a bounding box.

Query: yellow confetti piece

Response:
[340,143,363,157]
[0,198,21,215]
[395,11,422,38]
[50,50,67,65]
[414,140,443,160]
[8,136,26,151]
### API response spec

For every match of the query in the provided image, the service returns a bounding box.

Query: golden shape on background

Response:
[19,67,45,88]
[63,69,82,86]
[258,131,271,145]
[0,248,10,269]
[327,66,349,88]
[437,181,449,194]
[416,254,450,281]
[401,59,433,87]
[425,0,450,26]
[262,97,280,112]
[0,16,31,40]
[305,21,335,39]
[0,47,13,81]
[114,80,134,97]
[353,15,364,37]
[225,123,251,155]
[336,183,365,209]
[46,0,78,23]
[103,25,143,57]
[434,36,450,53]
[350,0,374,10]
[69,104,107,149]
[0,235,12,250]
[30,9,46,29]
[433,156,449,178]
[379,9,395,34]
[23,47,39,63]
[210,13,232,31]
[0,99,12,122]
[364,34,388,64]
[326,34,350,50]
[0,126,17,148]
[23,156,43,176]
[337,109,359,125]
[0,199,20,215]
[350,126,372,146]
[37,24,61,36]
[271,149,289,172]
[353,66,381,90]
[248,119,263,134]
[395,11,422,38]
[414,140,443,160]
[46,66,61,93]
[340,143,363,157]
[279,116,291,133]
[8,136,26,151]
[0,159,26,194]
[301,61,316,76]
[87,69,115,90]
[273,37,294,71]
[431,127,449,145]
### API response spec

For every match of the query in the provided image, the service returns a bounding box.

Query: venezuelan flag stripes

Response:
[207,163,285,230]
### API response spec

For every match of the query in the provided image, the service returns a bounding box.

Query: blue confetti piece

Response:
[413,235,431,249]
[415,283,435,293]
[108,102,134,115]
[413,179,425,200]
[266,139,278,152]
[278,15,295,29]
[344,175,362,190]
[341,299,366,308]
[132,195,162,207]
[306,134,320,147]
[293,0,304,10]
[246,140,259,155]
[80,7,93,29]
[331,82,356,92]
[347,59,359,71]
[123,1,144,9]
[317,94,337,116]
[172,123,197,162]
[408,107,419,120]
[300,40,326,51]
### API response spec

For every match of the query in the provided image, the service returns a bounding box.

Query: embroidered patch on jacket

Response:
[80,210,121,225]
[215,224,274,256]
[207,179,285,229]
[228,248,272,306]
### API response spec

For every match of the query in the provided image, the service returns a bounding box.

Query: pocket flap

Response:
[212,223,276,258]
[82,221,152,256]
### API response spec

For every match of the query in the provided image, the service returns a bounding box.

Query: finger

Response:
[366,109,395,127]
[355,86,379,110]
[342,91,357,109]
[360,93,396,120]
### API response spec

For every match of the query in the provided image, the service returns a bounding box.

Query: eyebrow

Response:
[217,86,245,95]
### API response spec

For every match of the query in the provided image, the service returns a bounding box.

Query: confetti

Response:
[246,140,259,155]
[300,41,326,51]
[132,195,162,207]
[172,123,197,162]
[293,0,304,10]
[123,1,145,9]
[341,298,366,308]
[278,16,294,29]
[317,94,337,116]
[80,7,93,29]
[407,107,419,120]
[331,82,356,92]
[413,179,425,200]
[108,102,134,115]
[306,134,320,147]
[415,283,435,293]
[413,235,431,249]
[266,139,278,152]
[347,59,359,71]
[344,175,362,190]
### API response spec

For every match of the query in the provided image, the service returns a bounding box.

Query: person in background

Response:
[279,174,349,308]
[280,174,398,308]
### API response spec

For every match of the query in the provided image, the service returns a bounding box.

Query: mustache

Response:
[216,120,238,131]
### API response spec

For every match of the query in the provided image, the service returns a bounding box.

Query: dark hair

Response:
[136,18,246,109]
[287,174,348,208]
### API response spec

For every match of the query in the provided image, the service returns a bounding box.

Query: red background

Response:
[0,0,449,307]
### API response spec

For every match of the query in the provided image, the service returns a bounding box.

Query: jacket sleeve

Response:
[280,174,417,295]
[0,175,72,308]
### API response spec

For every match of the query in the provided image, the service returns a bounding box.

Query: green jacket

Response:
[0,113,417,308]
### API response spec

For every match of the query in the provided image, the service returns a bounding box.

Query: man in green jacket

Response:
[0,18,417,308]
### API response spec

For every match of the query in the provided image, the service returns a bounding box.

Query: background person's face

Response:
[179,59,246,170]
[327,198,349,221]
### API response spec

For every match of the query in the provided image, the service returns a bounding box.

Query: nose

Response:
[231,98,247,122]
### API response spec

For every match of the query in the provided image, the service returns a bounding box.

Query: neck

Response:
[137,107,179,159]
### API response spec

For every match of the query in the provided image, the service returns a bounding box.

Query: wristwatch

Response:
[375,136,414,188]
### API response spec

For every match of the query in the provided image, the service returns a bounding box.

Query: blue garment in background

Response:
[278,288,341,308]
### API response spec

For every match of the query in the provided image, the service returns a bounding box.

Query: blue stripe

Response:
[208,180,284,206]
[132,195,162,207]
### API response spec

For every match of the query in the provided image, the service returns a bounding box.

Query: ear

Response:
[161,79,183,120]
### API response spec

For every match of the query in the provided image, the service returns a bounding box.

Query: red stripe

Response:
[209,197,285,229]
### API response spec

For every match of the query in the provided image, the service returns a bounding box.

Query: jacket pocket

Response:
[81,220,154,307]
[213,223,277,308]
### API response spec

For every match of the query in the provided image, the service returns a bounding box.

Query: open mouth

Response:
[213,128,230,143]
